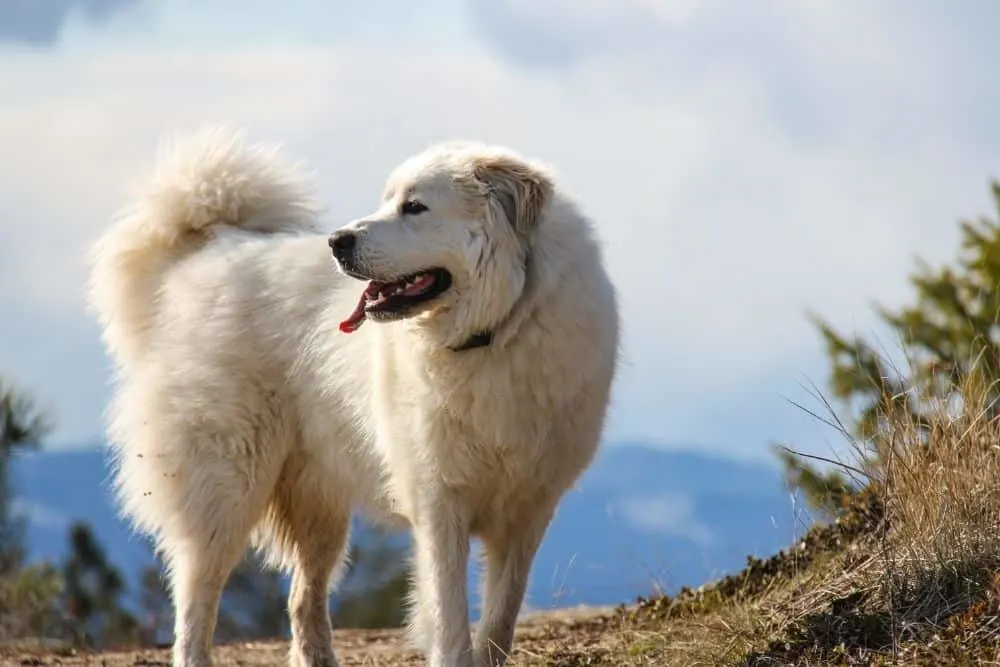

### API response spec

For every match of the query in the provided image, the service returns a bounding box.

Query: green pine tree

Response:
[0,379,63,640]
[0,379,51,574]
[61,521,139,647]
[785,180,1000,513]
[137,560,172,646]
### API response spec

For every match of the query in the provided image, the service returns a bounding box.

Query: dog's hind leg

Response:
[169,542,248,667]
[262,457,351,667]
[159,443,286,667]
[286,526,349,667]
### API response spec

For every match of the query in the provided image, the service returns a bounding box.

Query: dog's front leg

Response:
[473,504,555,667]
[410,497,473,667]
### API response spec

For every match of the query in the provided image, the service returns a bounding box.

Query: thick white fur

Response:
[88,126,619,667]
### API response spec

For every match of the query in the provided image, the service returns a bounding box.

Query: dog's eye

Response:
[400,200,428,216]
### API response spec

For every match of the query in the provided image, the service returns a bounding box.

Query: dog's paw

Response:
[287,643,339,667]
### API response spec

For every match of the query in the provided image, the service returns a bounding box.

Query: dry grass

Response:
[542,363,1000,666]
[865,370,1000,652]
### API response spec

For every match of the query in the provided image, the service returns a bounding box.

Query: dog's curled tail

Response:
[88,125,319,365]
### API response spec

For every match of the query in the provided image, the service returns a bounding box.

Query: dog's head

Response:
[330,142,553,348]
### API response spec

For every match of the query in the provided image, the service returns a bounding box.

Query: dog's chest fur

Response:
[370,330,591,514]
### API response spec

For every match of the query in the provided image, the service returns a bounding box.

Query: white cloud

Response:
[0,1,998,455]
[613,493,713,546]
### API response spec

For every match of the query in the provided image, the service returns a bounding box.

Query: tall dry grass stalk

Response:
[842,360,1000,625]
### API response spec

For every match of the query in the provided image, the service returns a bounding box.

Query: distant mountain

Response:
[9,443,808,615]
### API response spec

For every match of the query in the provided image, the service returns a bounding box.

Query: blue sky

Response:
[2,0,999,464]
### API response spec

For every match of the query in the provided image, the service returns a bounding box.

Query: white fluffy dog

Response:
[88,127,619,667]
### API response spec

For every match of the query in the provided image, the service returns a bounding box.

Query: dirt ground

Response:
[0,606,616,667]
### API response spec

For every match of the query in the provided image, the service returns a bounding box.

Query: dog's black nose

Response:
[328,230,356,260]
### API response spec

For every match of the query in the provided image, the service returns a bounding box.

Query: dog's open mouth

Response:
[339,268,452,333]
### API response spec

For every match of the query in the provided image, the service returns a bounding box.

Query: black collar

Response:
[449,331,493,352]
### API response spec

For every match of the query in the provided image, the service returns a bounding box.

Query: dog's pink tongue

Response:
[338,297,367,333]
[339,281,382,334]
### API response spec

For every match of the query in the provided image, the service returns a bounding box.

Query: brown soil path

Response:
[0,606,617,667]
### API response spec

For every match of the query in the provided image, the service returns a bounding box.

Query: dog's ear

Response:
[474,154,553,235]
